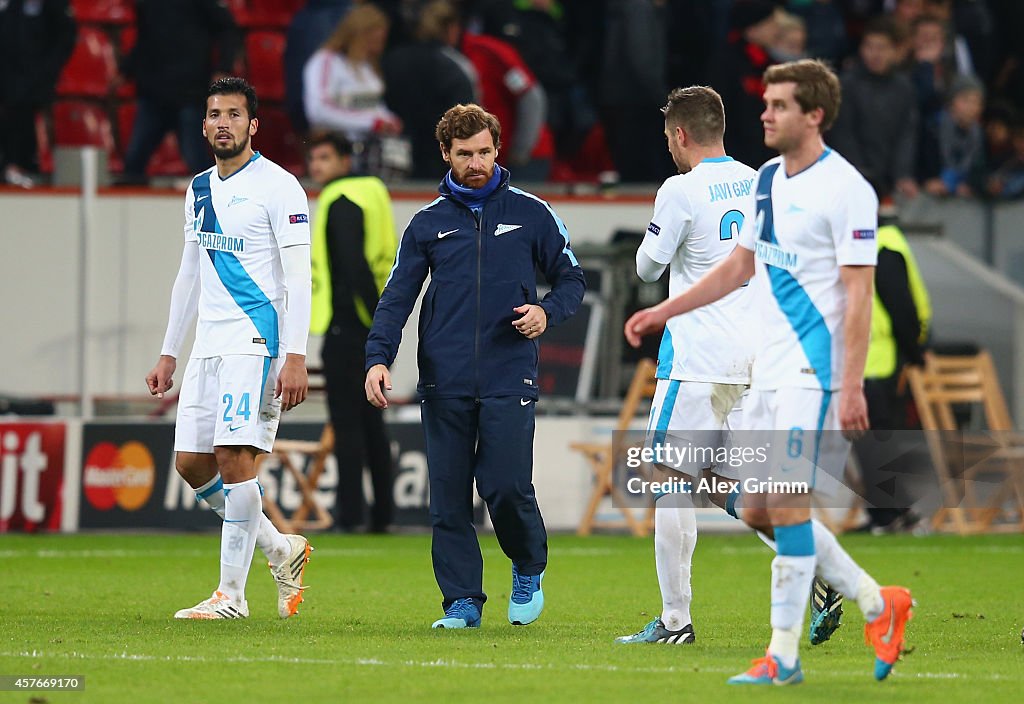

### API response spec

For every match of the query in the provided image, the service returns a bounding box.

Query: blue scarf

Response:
[444,168,501,213]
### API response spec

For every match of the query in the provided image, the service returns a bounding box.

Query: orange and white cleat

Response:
[271,534,312,618]
[864,586,915,680]
[174,590,248,619]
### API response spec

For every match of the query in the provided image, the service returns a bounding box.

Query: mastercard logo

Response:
[83,441,155,511]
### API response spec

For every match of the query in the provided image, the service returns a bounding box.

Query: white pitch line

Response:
[0,650,1009,682]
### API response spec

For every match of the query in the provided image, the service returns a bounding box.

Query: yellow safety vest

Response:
[865,225,932,379]
[310,176,398,333]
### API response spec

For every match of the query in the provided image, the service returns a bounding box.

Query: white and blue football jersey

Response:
[737,148,878,391]
[185,152,311,359]
[638,156,757,383]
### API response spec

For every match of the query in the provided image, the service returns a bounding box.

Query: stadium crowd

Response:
[4,0,1024,200]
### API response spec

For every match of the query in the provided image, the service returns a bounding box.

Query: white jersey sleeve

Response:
[638,180,693,265]
[268,175,312,249]
[829,178,879,267]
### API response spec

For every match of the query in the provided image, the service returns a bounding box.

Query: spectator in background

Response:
[921,0,978,76]
[598,0,672,183]
[509,0,597,163]
[117,0,239,186]
[0,0,75,188]
[304,4,403,147]
[911,14,964,181]
[888,0,925,65]
[982,101,1015,172]
[284,0,352,134]
[830,17,920,200]
[383,0,476,180]
[308,132,396,533]
[771,11,808,63]
[986,122,1024,200]
[786,0,846,66]
[709,0,779,170]
[461,22,553,181]
[924,74,985,196]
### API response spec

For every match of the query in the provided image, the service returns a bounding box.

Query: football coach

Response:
[364,103,585,630]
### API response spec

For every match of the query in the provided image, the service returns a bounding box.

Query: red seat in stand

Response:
[246,31,287,101]
[56,26,118,97]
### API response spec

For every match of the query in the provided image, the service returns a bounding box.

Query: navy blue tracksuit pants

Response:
[421,396,548,611]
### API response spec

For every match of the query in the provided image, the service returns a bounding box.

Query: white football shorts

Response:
[740,387,851,492]
[644,379,748,479]
[174,355,283,453]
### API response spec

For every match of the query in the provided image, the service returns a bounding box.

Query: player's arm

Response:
[831,181,880,438]
[636,183,692,283]
[278,243,312,411]
[146,240,201,398]
[270,179,313,411]
[839,265,874,436]
[625,245,754,347]
[147,187,201,398]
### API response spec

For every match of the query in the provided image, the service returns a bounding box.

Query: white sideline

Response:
[0,649,1009,682]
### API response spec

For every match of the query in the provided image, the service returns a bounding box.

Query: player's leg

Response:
[617,380,738,644]
[172,357,251,618]
[795,389,913,680]
[475,396,547,626]
[710,389,847,646]
[422,397,484,628]
[729,389,811,684]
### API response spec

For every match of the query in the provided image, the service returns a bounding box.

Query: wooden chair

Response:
[257,367,335,533]
[905,350,1024,534]
[572,359,658,536]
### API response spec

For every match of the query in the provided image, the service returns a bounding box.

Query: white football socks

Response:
[217,478,263,602]
[194,473,290,568]
[769,522,816,669]
[654,496,697,631]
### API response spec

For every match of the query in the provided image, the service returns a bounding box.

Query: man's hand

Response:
[624,304,669,348]
[275,354,308,411]
[145,355,177,399]
[365,364,392,409]
[839,386,870,441]
[513,304,547,340]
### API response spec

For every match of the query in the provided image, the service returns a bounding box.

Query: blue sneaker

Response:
[727,651,804,685]
[508,566,544,625]
[615,618,695,644]
[809,577,844,645]
[431,598,481,629]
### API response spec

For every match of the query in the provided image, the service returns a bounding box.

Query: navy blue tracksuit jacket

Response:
[364,166,584,610]
[365,167,586,397]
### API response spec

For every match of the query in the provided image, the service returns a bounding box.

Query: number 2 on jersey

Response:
[719,210,744,241]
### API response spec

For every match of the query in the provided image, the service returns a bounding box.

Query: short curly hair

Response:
[435,104,502,152]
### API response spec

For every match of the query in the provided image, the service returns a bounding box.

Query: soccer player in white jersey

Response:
[146,78,314,620]
[625,60,913,684]
[615,86,756,646]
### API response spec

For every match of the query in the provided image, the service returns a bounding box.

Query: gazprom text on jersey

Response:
[197,232,245,253]
[708,178,753,203]
[755,240,798,270]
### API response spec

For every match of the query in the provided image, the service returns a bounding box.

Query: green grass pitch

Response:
[1,531,1022,703]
